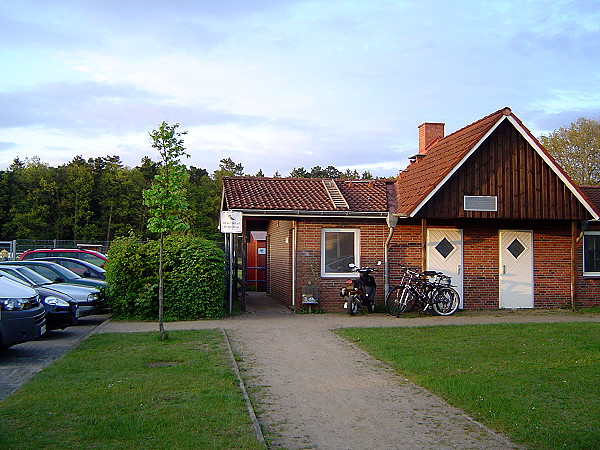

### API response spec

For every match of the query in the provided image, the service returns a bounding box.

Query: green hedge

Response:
[105,234,226,320]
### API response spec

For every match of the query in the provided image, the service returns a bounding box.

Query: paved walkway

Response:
[0,315,110,401]
[97,294,600,449]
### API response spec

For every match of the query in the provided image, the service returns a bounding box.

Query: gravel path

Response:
[227,316,514,449]
[98,298,599,449]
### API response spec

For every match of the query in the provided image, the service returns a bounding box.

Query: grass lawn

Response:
[0,330,263,449]
[337,322,600,449]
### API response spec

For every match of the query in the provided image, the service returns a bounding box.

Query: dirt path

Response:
[99,305,600,449]
[227,315,515,449]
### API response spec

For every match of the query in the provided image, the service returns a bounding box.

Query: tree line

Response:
[0,155,219,242]
[0,155,375,243]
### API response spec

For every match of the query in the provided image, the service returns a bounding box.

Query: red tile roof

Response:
[580,186,600,213]
[336,179,390,212]
[222,177,389,213]
[394,108,507,216]
[222,108,599,219]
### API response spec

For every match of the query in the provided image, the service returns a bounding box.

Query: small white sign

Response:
[220,211,243,233]
[258,248,266,255]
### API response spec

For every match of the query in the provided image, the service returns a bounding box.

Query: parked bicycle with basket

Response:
[385,266,460,317]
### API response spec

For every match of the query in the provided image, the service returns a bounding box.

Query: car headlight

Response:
[87,292,99,301]
[44,297,70,307]
[1,298,29,311]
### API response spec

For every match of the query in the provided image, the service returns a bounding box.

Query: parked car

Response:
[32,257,106,280]
[0,272,78,331]
[0,275,46,348]
[0,266,103,317]
[36,288,79,330]
[20,249,108,267]
[0,260,106,289]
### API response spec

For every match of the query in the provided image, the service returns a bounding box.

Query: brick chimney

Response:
[418,122,445,154]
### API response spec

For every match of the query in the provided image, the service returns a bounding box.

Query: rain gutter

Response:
[231,209,390,219]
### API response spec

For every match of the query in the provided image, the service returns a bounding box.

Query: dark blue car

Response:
[0,275,46,348]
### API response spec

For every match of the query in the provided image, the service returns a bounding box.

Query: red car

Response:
[19,249,108,268]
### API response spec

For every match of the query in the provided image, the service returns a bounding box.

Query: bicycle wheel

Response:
[385,286,403,316]
[431,287,460,316]
[402,288,418,313]
[396,287,417,317]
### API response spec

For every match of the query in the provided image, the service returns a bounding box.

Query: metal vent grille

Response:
[464,195,497,212]
[323,179,349,209]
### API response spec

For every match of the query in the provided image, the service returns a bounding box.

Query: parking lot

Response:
[0,314,109,401]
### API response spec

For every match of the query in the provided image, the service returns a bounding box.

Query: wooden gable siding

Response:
[415,120,591,220]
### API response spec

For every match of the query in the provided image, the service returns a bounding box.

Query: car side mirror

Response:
[82,271,91,278]
[54,277,65,283]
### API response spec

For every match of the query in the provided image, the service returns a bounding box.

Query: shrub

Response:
[106,234,225,320]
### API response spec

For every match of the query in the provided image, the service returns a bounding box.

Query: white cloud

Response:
[0,127,148,168]
[532,90,600,116]
[1,0,599,178]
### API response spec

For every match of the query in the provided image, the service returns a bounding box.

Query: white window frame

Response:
[321,228,360,278]
[583,231,600,277]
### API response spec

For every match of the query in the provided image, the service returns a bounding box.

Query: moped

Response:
[340,262,380,315]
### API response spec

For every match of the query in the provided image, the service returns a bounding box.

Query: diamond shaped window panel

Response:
[507,238,526,259]
[435,238,455,259]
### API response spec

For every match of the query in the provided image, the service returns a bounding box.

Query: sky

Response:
[1,0,599,178]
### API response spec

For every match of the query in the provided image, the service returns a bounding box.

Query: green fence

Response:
[14,240,111,257]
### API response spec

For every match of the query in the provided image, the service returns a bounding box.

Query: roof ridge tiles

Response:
[436,107,507,144]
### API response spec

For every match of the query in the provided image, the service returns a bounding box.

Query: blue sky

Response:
[1,0,599,177]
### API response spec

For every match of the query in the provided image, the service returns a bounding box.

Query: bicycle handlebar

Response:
[352,266,376,273]
[396,265,452,285]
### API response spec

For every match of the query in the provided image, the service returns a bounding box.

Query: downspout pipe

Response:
[292,220,297,309]
[384,213,399,299]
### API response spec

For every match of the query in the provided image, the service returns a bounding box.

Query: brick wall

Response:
[462,224,499,309]
[533,225,571,308]
[264,218,600,311]
[294,218,387,312]
[387,222,502,310]
[387,220,586,310]
[387,221,423,279]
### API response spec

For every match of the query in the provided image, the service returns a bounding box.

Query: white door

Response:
[499,230,533,308]
[427,228,463,308]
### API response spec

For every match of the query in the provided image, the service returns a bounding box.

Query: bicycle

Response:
[386,266,460,316]
[385,266,409,316]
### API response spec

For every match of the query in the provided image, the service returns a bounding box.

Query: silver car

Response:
[0,266,103,317]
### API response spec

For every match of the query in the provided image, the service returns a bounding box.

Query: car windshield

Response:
[79,253,106,266]
[40,258,104,276]
[34,263,81,281]
[0,266,54,287]
[15,266,55,286]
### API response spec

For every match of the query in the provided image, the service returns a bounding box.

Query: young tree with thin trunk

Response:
[142,121,190,339]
